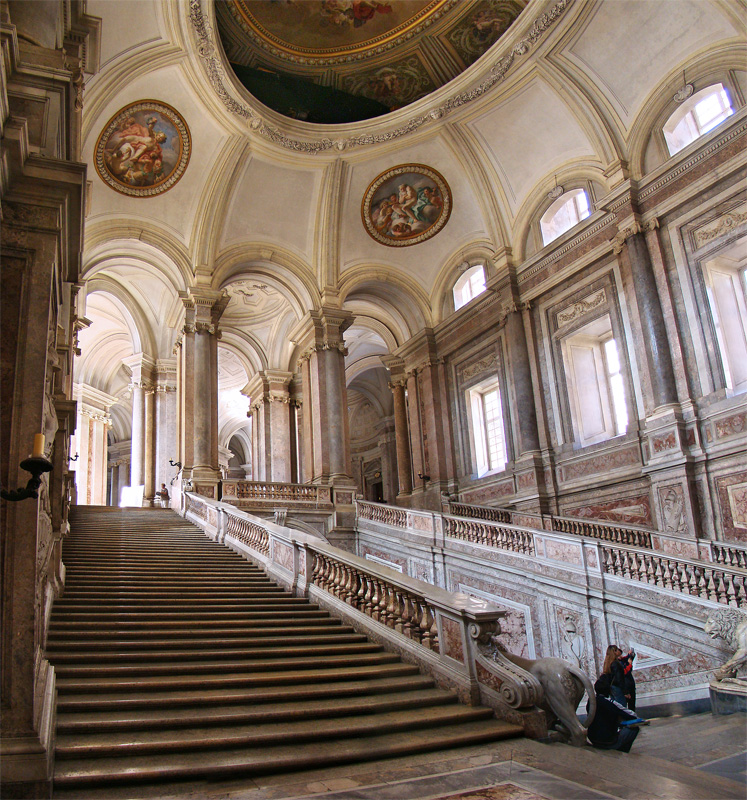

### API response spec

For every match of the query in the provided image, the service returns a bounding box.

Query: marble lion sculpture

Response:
[501,649,596,747]
[704,608,747,681]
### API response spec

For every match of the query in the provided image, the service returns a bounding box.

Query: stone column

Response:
[129,381,145,487]
[406,369,425,485]
[154,360,177,495]
[72,383,116,505]
[143,386,156,504]
[178,288,229,498]
[290,308,354,485]
[615,226,677,409]
[299,356,314,483]
[376,417,398,503]
[245,370,294,483]
[389,377,412,495]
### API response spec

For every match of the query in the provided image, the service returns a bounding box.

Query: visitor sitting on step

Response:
[587,673,648,752]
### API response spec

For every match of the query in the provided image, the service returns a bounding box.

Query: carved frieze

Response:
[556,289,606,328]
[692,206,747,249]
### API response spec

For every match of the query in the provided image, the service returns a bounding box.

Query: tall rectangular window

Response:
[704,255,747,393]
[468,379,507,477]
[561,315,628,447]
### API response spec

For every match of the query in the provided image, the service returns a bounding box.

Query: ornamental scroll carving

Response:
[693,208,747,248]
[556,289,606,328]
[469,621,543,709]
[461,355,496,383]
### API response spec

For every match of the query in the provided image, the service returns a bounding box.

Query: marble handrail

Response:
[221,480,334,506]
[599,543,747,608]
[445,499,747,566]
[181,491,548,735]
[444,515,534,555]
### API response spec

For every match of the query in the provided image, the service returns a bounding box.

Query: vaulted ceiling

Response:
[73,0,745,446]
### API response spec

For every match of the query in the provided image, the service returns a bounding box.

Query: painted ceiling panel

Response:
[565,0,739,128]
[468,77,596,214]
[220,157,317,257]
[340,139,491,289]
[84,66,230,244]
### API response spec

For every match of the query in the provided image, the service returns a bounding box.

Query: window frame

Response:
[466,375,508,478]
[540,188,592,246]
[453,263,487,311]
[663,83,735,156]
[558,312,630,449]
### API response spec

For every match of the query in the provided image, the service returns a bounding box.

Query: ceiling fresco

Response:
[216,0,528,122]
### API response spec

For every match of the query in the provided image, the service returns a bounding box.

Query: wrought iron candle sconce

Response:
[1,456,53,502]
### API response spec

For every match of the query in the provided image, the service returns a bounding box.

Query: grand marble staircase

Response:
[47,507,523,795]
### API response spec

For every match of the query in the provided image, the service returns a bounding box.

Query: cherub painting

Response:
[95,101,191,197]
[362,165,451,246]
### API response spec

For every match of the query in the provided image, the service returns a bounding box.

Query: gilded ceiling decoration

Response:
[362,164,451,246]
[94,101,191,197]
[216,0,527,122]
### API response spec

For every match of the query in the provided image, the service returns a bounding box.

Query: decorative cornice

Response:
[188,0,572,154]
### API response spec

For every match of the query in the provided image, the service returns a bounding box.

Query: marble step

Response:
[56,686,456,733]
[55,705,497,759]
[56,673,440,712]
[53,650,398,678]
[55,661,417,694]
[53,719,522,789]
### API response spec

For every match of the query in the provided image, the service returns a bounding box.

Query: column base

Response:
[183,466,222,501]
[0,736,52,799]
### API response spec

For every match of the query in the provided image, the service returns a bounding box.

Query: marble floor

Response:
[57,711,746,800]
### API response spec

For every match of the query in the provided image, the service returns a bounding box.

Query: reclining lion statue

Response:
[705,607,747,681]
[500,648,596,747]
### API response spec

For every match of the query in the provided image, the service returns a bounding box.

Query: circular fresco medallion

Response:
[94,101,191,197]
[362,164,451,246]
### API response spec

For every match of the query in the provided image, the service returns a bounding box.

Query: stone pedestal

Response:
[709,679,747,715]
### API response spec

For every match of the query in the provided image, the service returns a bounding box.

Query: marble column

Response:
[376,417,398,503]
[389,377,412,495]
[406,369,425,485]
[129,381,145,487]
[143,386,156,504]
[291,309,354,486]
[618,228,677,409]
[245,370,294,483]
[505,307,541,455]
[72,383,116,505]
[154,360,177,496]
[178,288,229,498]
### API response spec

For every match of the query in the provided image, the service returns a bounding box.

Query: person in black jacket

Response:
[610,647,636,710]
[586,693,647,752]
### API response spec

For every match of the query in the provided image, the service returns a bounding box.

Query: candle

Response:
[33,433,45,458]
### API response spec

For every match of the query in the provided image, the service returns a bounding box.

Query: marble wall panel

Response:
[715,470,747,542]
[562,492,652,527]
[439,616,465,663]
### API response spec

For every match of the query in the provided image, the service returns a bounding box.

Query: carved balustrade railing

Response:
[356,500,408,528]
[181,490,548,736]
[711,542,747,569]
[225,513,269,556]
[310,551,439,650]
[444,515,534,555]
[225,480,330,503]
[551,516,652,548]
[600,544,747,609]
[449,502,512,524]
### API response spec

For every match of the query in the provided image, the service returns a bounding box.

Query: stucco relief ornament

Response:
[94,101,191,197]
[362,164,451,247]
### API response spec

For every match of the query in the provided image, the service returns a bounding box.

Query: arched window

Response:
[540,189,591,246]
[453,264,487,310]
[663,84,734,156]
